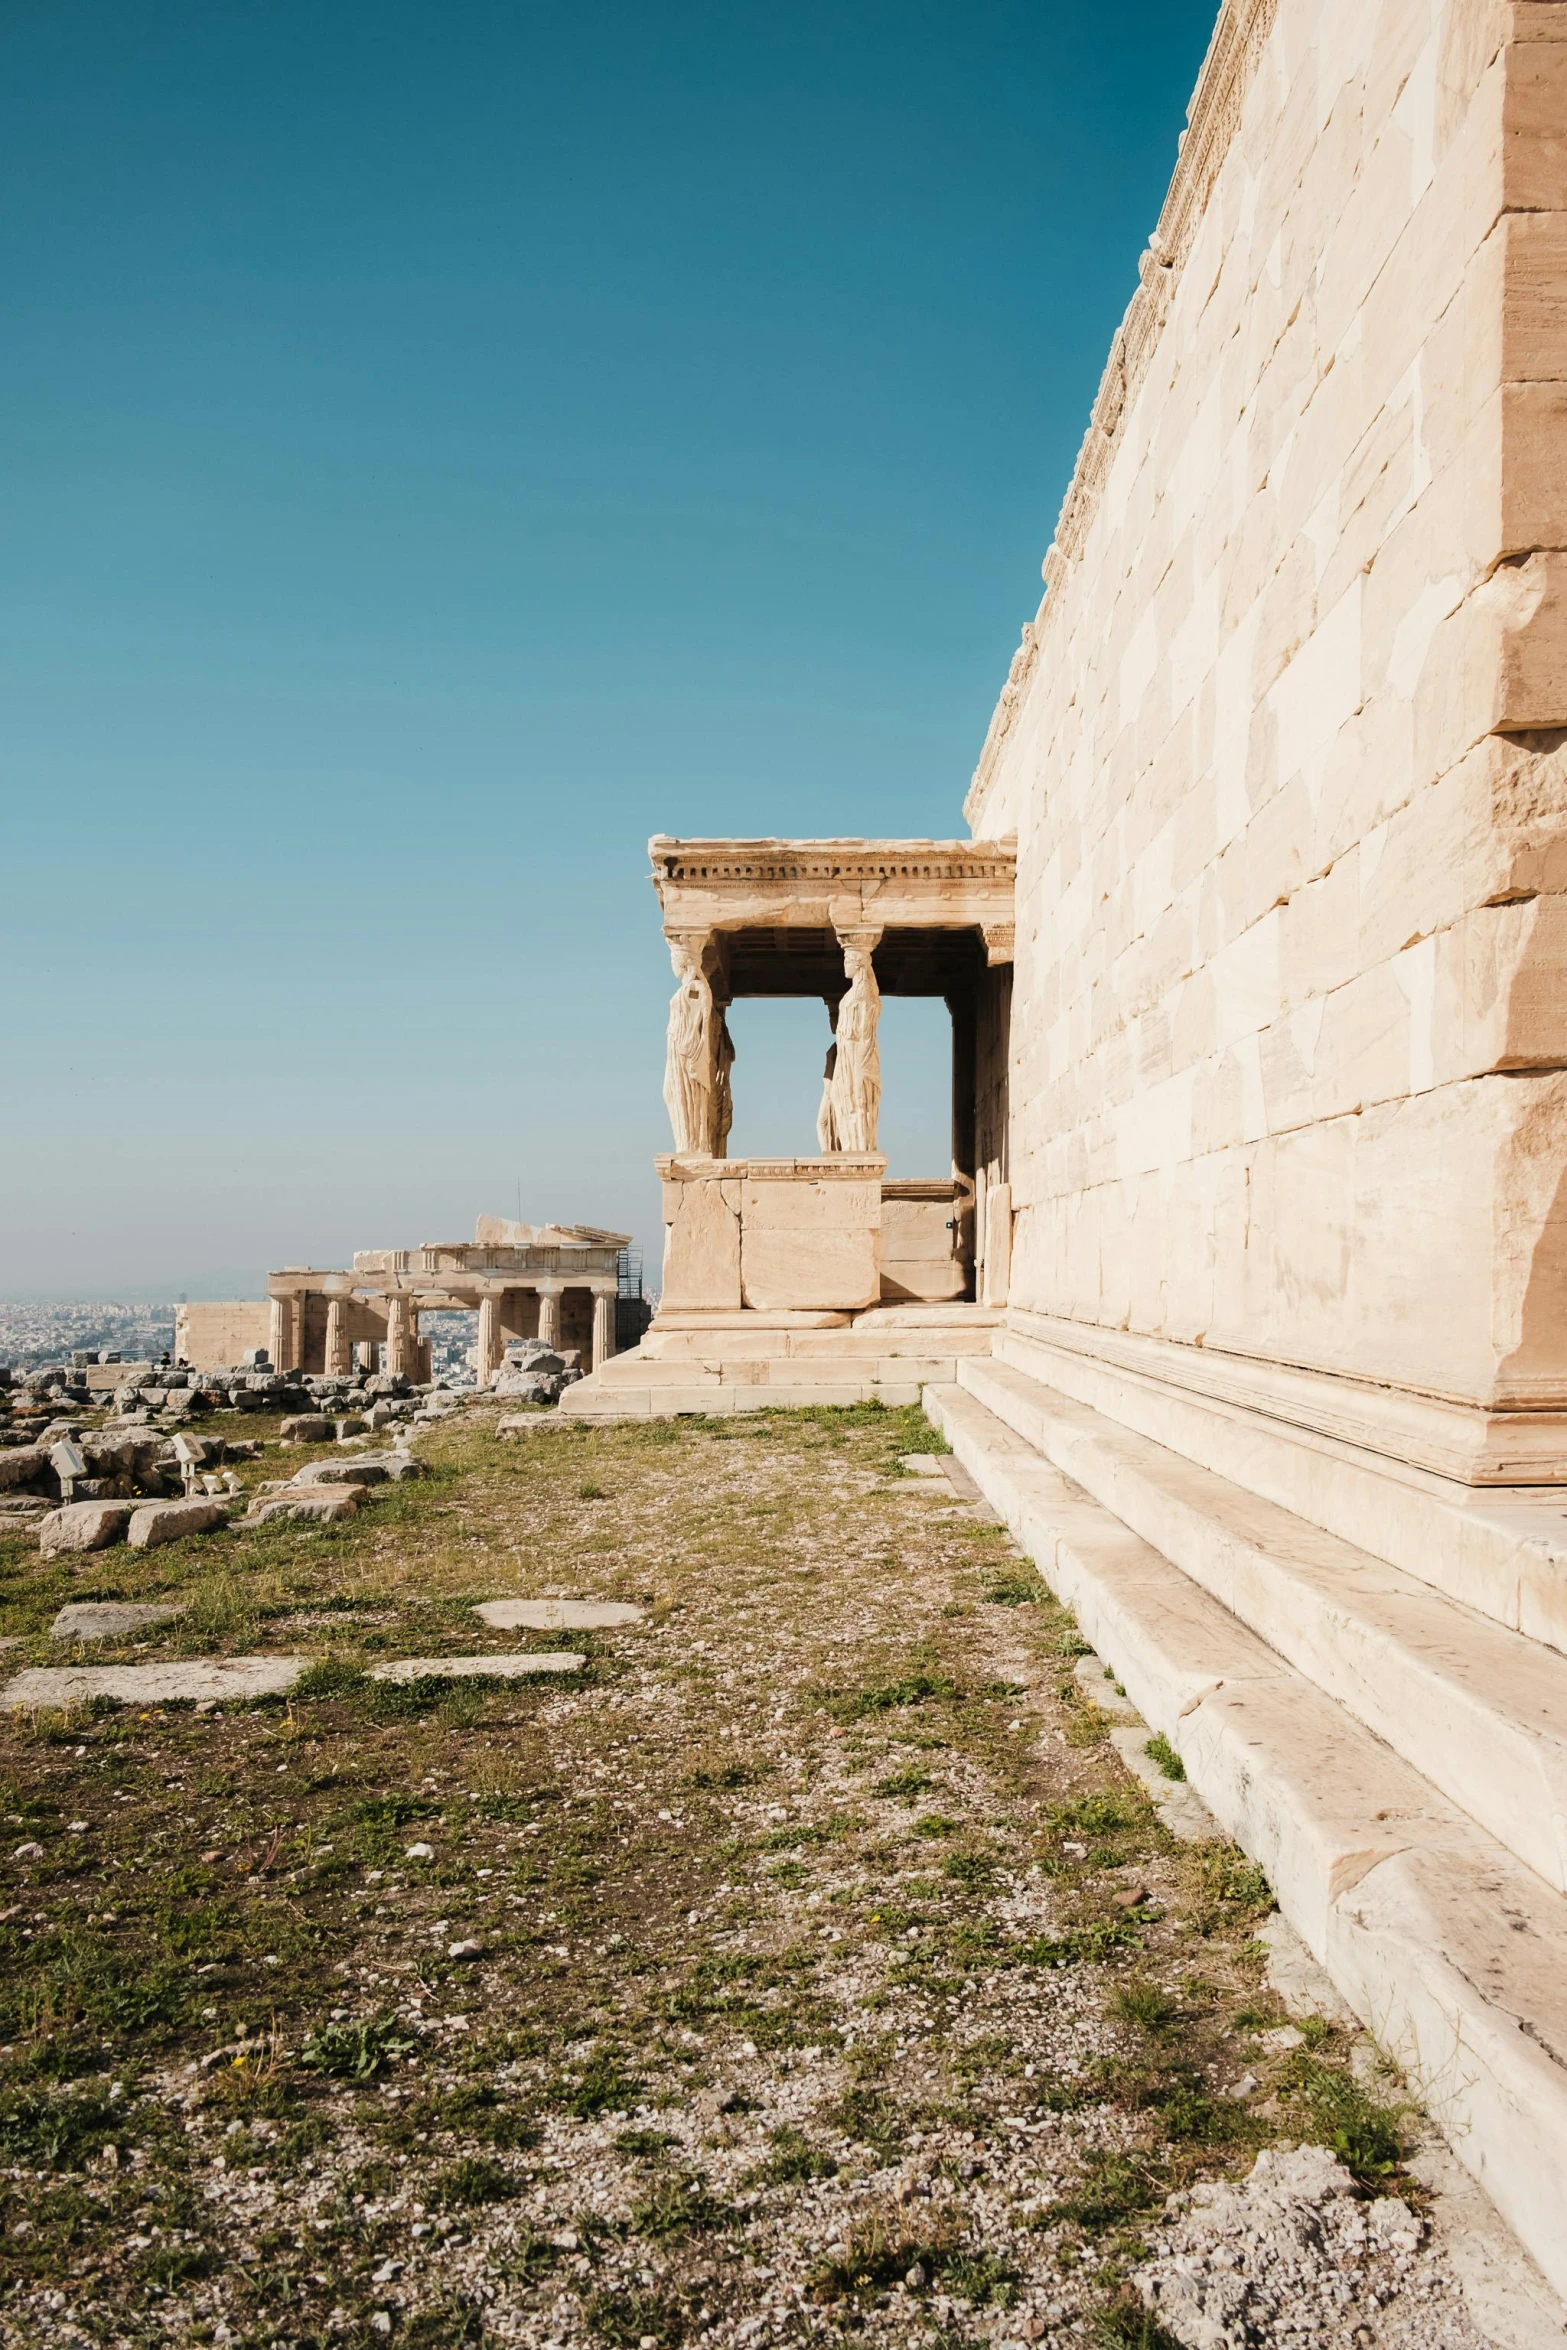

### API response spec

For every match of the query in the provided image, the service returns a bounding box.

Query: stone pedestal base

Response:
[658,1154,885,1314]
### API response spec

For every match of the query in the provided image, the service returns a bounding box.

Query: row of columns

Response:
[475,1286,617,1380]
[269,1284,618,1380]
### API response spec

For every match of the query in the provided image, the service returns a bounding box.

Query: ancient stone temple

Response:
[568,0,1567,2295]
[178,1218,627,1380]
[564,840,1018,1413]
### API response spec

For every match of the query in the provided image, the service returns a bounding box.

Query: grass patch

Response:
[828,1669,960,1722]
[629,2169,734,2238]
[1143,1733,1185,1782]
[758,2125,837,2184]
[298,2016,420,2081]
[430,2153,518,2208]
[1277,2052,1406,2183]
[981,1570,1044,1606]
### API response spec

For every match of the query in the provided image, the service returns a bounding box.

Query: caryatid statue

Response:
[663,933,717,1155]
[713,1006,735,1160]
[816,993,841,1154]
[829,935,881,1153]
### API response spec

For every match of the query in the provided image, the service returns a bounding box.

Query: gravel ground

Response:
[0,1400,1547,2348]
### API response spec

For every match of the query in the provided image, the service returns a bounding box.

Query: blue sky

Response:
[3,0,1215,1297]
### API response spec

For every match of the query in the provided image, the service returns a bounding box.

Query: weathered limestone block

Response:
[126,1499,231,1550]
[739,1161,883,1313]
[659,1160,742,1311]
[245,1489,361,1528]
[279,1415,332,1443]
[52,1601,185,1641]
[0,1446,47,1493]
[37,1502,137,1559]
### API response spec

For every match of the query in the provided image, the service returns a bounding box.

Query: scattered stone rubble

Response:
[488,1338,581,1405]
[1128,2144,1481,2349]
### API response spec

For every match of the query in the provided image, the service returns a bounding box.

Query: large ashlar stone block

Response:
[658,1161,741,1311]
[739,1160,883,1313]
[655,1156,885,1315]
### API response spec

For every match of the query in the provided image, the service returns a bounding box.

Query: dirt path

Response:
[0,1403,1527,2346]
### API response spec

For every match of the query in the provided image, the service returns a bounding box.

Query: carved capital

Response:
[982,924,1015,966]
[833,925,883,958]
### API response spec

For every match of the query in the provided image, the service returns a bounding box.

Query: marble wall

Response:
[970,0,1567,1416]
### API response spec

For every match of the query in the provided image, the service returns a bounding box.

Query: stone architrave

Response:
[830,931,882,1154]
[662,932,717,1155]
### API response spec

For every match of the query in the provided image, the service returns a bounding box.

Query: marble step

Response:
[955,1353,1567,1898]
[991,1321,1567,1657]
[923,1376,1567,2302]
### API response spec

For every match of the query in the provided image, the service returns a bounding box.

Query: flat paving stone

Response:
[899,1454,948,1477]
[366,1652,585,1684]
[51,1602,188,1643]
[473,1600,643,1631]
[0,1656,307,1709]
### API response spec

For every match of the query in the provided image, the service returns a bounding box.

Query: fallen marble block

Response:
[292,1452,424,1486]
[0,1445,48,1492]
[367,1652,585,1684]
[0,1655,306,1709]
[292,1459,389,1487]
[37,1501,139,1559]
[244,1488,361,1527]
[279,1415,333,1443]
[127,1498,231,1550]
[474,1599,642,1631]
[51,1601,187,1642]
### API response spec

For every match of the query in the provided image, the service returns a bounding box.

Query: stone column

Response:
[476,1294,503,1384]
[324,1299,350,1376]
[537,1288,561,1349]
[267,1295,296,1374]
[592,1289,616,1369]
[385,1294,412,1378]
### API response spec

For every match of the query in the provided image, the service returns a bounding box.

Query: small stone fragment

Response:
[244,1489,361,1527]
[367,1652,585,1684]
[51,1601,187,1643]
[474,1599,643,1631]
[279,1416,333,1444]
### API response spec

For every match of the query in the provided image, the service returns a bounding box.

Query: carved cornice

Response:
[650,837,1017,892]
[964,0,1280,827]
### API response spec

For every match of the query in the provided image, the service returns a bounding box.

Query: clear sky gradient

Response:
[3,0,1216,1297]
